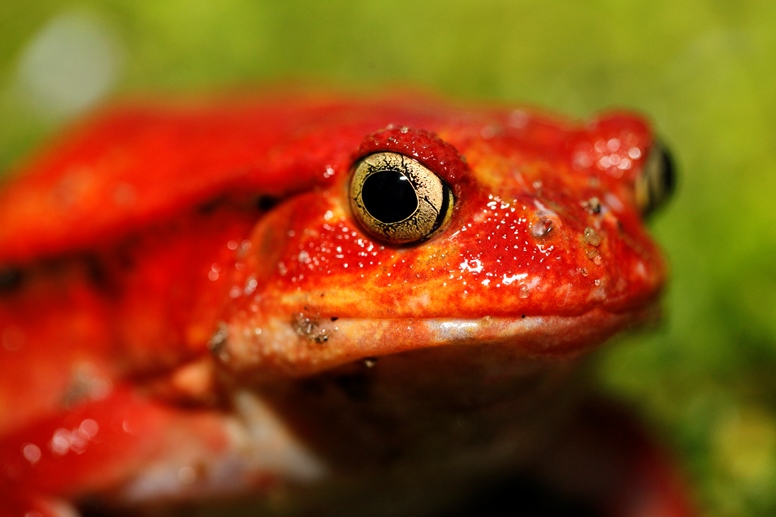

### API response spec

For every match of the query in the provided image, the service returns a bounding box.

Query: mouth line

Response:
[223,307,659,378]
[321,309,648,356]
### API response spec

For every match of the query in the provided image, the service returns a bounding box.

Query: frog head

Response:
[215,103,673,381]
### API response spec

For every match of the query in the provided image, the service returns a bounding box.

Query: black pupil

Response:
[361,170,418,223]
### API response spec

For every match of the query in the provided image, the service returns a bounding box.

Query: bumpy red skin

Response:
[0,91,688,515]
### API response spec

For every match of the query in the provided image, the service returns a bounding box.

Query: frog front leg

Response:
[0,384,325,516]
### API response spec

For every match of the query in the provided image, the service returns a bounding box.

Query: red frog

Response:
[0,91,687,516]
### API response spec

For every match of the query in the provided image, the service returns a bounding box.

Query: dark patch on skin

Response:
[582,197,602,215]
[83,254,110,290]
[293,312,335,344]
[256,195,280,212]
[0,266,24,294]
[75,252,126,298]
[109,238,140,273]
[196,196,227,215]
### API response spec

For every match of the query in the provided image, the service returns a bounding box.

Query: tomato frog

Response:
[0,90,690,516]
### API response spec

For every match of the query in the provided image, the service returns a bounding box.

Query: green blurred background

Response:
[1,1,774,515]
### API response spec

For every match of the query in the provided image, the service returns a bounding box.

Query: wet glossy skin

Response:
[0,91,678,516]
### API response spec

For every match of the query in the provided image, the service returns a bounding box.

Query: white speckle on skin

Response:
[49,428,72,455]
[244,277,258,296]
[573,151,593,169]
[604,193,625,212]
[502,273,528,286]
[438,321,480,340]
[22,443,42,464]
[460,258,484,273]
[405,292,432,312]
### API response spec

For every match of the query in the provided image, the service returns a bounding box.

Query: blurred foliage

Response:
[1,1,775,515]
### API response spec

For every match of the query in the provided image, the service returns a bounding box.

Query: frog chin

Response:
[213,305,660,380]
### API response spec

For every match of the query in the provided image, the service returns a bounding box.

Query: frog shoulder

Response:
[0,96,376,263]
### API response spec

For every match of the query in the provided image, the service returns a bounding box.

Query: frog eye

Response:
[350,152,454,245]
[635,143,676,217]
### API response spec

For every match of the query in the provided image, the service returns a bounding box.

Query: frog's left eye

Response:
[635,143,676,217]
[350,152,454,245]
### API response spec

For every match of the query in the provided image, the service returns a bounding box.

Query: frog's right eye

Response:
[635,143,676,217]
[350,152,454,245]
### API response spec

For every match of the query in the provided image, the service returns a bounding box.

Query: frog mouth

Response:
[216,306,660,379]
